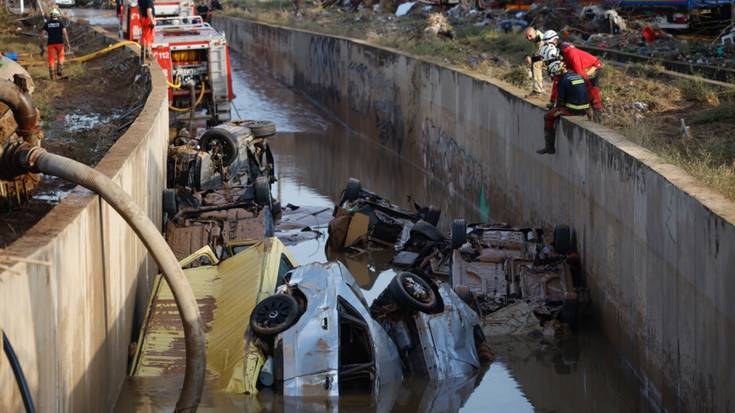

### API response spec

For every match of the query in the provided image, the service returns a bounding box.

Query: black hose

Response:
[2,331,37,413]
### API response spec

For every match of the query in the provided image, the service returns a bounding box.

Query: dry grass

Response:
[220,2,735,200]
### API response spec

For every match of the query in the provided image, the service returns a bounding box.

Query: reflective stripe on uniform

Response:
[565,102,590,110]
[571,79,585,85]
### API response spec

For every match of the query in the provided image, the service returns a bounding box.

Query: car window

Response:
[276,254,294,287]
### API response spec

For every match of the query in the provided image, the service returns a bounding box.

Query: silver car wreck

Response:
[249,263,487,398]
[250,262,403,397]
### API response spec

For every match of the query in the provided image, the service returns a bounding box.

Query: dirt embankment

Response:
[0,11,149,247]
[220,2,735,201]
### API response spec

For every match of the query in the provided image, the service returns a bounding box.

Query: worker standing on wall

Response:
[544,30,604,122]
[138,0,155,62]
[523,27,546,98]
[538,60,590,155]
[39,8,71,81]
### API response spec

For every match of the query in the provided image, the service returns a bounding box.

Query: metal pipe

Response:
[1,144,205,412]
[0,80,39,139]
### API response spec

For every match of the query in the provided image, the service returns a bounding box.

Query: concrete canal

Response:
[114,51,658,413]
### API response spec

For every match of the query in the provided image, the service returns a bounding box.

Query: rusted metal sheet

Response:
[131,238,296,393]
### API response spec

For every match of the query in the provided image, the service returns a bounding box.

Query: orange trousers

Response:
[140,17,154,49]
[47,44,64,66]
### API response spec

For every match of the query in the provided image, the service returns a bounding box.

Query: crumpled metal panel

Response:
[413,284,481,380]
[279,262,403,397]
[131,238,296,394]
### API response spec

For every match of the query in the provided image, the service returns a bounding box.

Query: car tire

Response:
[199,128,239,167]
[425,205,441,226]
[389,272,438,314]
[242,120,277,138]
[410,220,444,242]
[343,178,362,203]
[255,176,272,207]
[250,294,300,337]
[451,219,467,249]
[553,225,575,255]
[163,189,177,217]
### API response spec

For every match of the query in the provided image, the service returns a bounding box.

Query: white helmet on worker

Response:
[50,8,61,18]
[543,30,559,43]
[540,43,560,62]
[547,60,565,77]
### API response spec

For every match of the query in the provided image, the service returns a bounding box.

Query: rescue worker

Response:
[544,30,604,121]
[538,60,590,155]
[523,27,545,97]
[39,8,71,80]
[138,0,155,61]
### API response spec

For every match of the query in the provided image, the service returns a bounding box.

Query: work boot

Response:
[49,66,56,80]
[536,132,556,155]
[56,63,63,78]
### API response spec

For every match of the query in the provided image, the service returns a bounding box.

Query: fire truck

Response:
[119,0,234,126]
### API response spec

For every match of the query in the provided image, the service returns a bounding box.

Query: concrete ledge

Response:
[214,15,735,412]
[0,26,169,412]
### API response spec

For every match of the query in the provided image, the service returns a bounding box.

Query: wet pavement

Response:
[115,48,660,412]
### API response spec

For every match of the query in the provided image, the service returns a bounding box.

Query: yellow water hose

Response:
[169,84,206,113]
[25,40,140,65]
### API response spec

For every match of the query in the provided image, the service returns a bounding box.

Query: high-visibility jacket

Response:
[555,72,590,111]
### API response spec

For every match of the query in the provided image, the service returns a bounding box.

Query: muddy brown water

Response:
[114,50,661,412]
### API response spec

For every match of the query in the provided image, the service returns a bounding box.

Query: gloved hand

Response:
[546,102,554,110]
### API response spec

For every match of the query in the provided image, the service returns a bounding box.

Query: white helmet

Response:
[547,60,565,77]
[540,43,560,62]
[50,8,61,18]
[543,30,559,43]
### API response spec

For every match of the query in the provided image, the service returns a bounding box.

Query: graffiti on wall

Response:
[420,118,489,221]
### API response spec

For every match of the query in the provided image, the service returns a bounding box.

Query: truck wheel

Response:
[243,120,277,138]
[255,176,272,207]
[451,219,467,249]
[553,225,575,255]
[425,205,441,226]
[200,128,239,166]
[250,294,300,337]
[163,189,177,217]
[389,272,438,314]
[343,178,362,203]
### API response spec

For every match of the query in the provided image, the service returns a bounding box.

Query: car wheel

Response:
[250,294,300,337]
[242,120,277,138]
[343,178,362,203]
[410,220,444,242]
[255,176,272,207]
[389,272,438,313]
[199,128,239,166]
[425,205,441,226]
[553,225,575,255]
[451,219,467,249]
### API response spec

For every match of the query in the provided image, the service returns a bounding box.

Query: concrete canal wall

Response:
[215,16,735,412]
[0,27,169,412]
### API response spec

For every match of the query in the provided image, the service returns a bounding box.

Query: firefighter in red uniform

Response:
[538,60,590,155]
[39,8,71,80]
[138,0,155,61]
[544,31,604,122]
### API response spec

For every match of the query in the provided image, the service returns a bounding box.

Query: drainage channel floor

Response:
[114,49,659,413]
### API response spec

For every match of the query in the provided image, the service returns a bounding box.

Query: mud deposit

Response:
[0,15,148,247]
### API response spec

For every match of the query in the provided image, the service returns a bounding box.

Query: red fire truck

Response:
[119,1,234,126]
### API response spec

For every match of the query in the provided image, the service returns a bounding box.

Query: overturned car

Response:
[248,264,490,397]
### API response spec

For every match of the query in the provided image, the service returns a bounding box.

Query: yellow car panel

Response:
[130,238,296,393]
